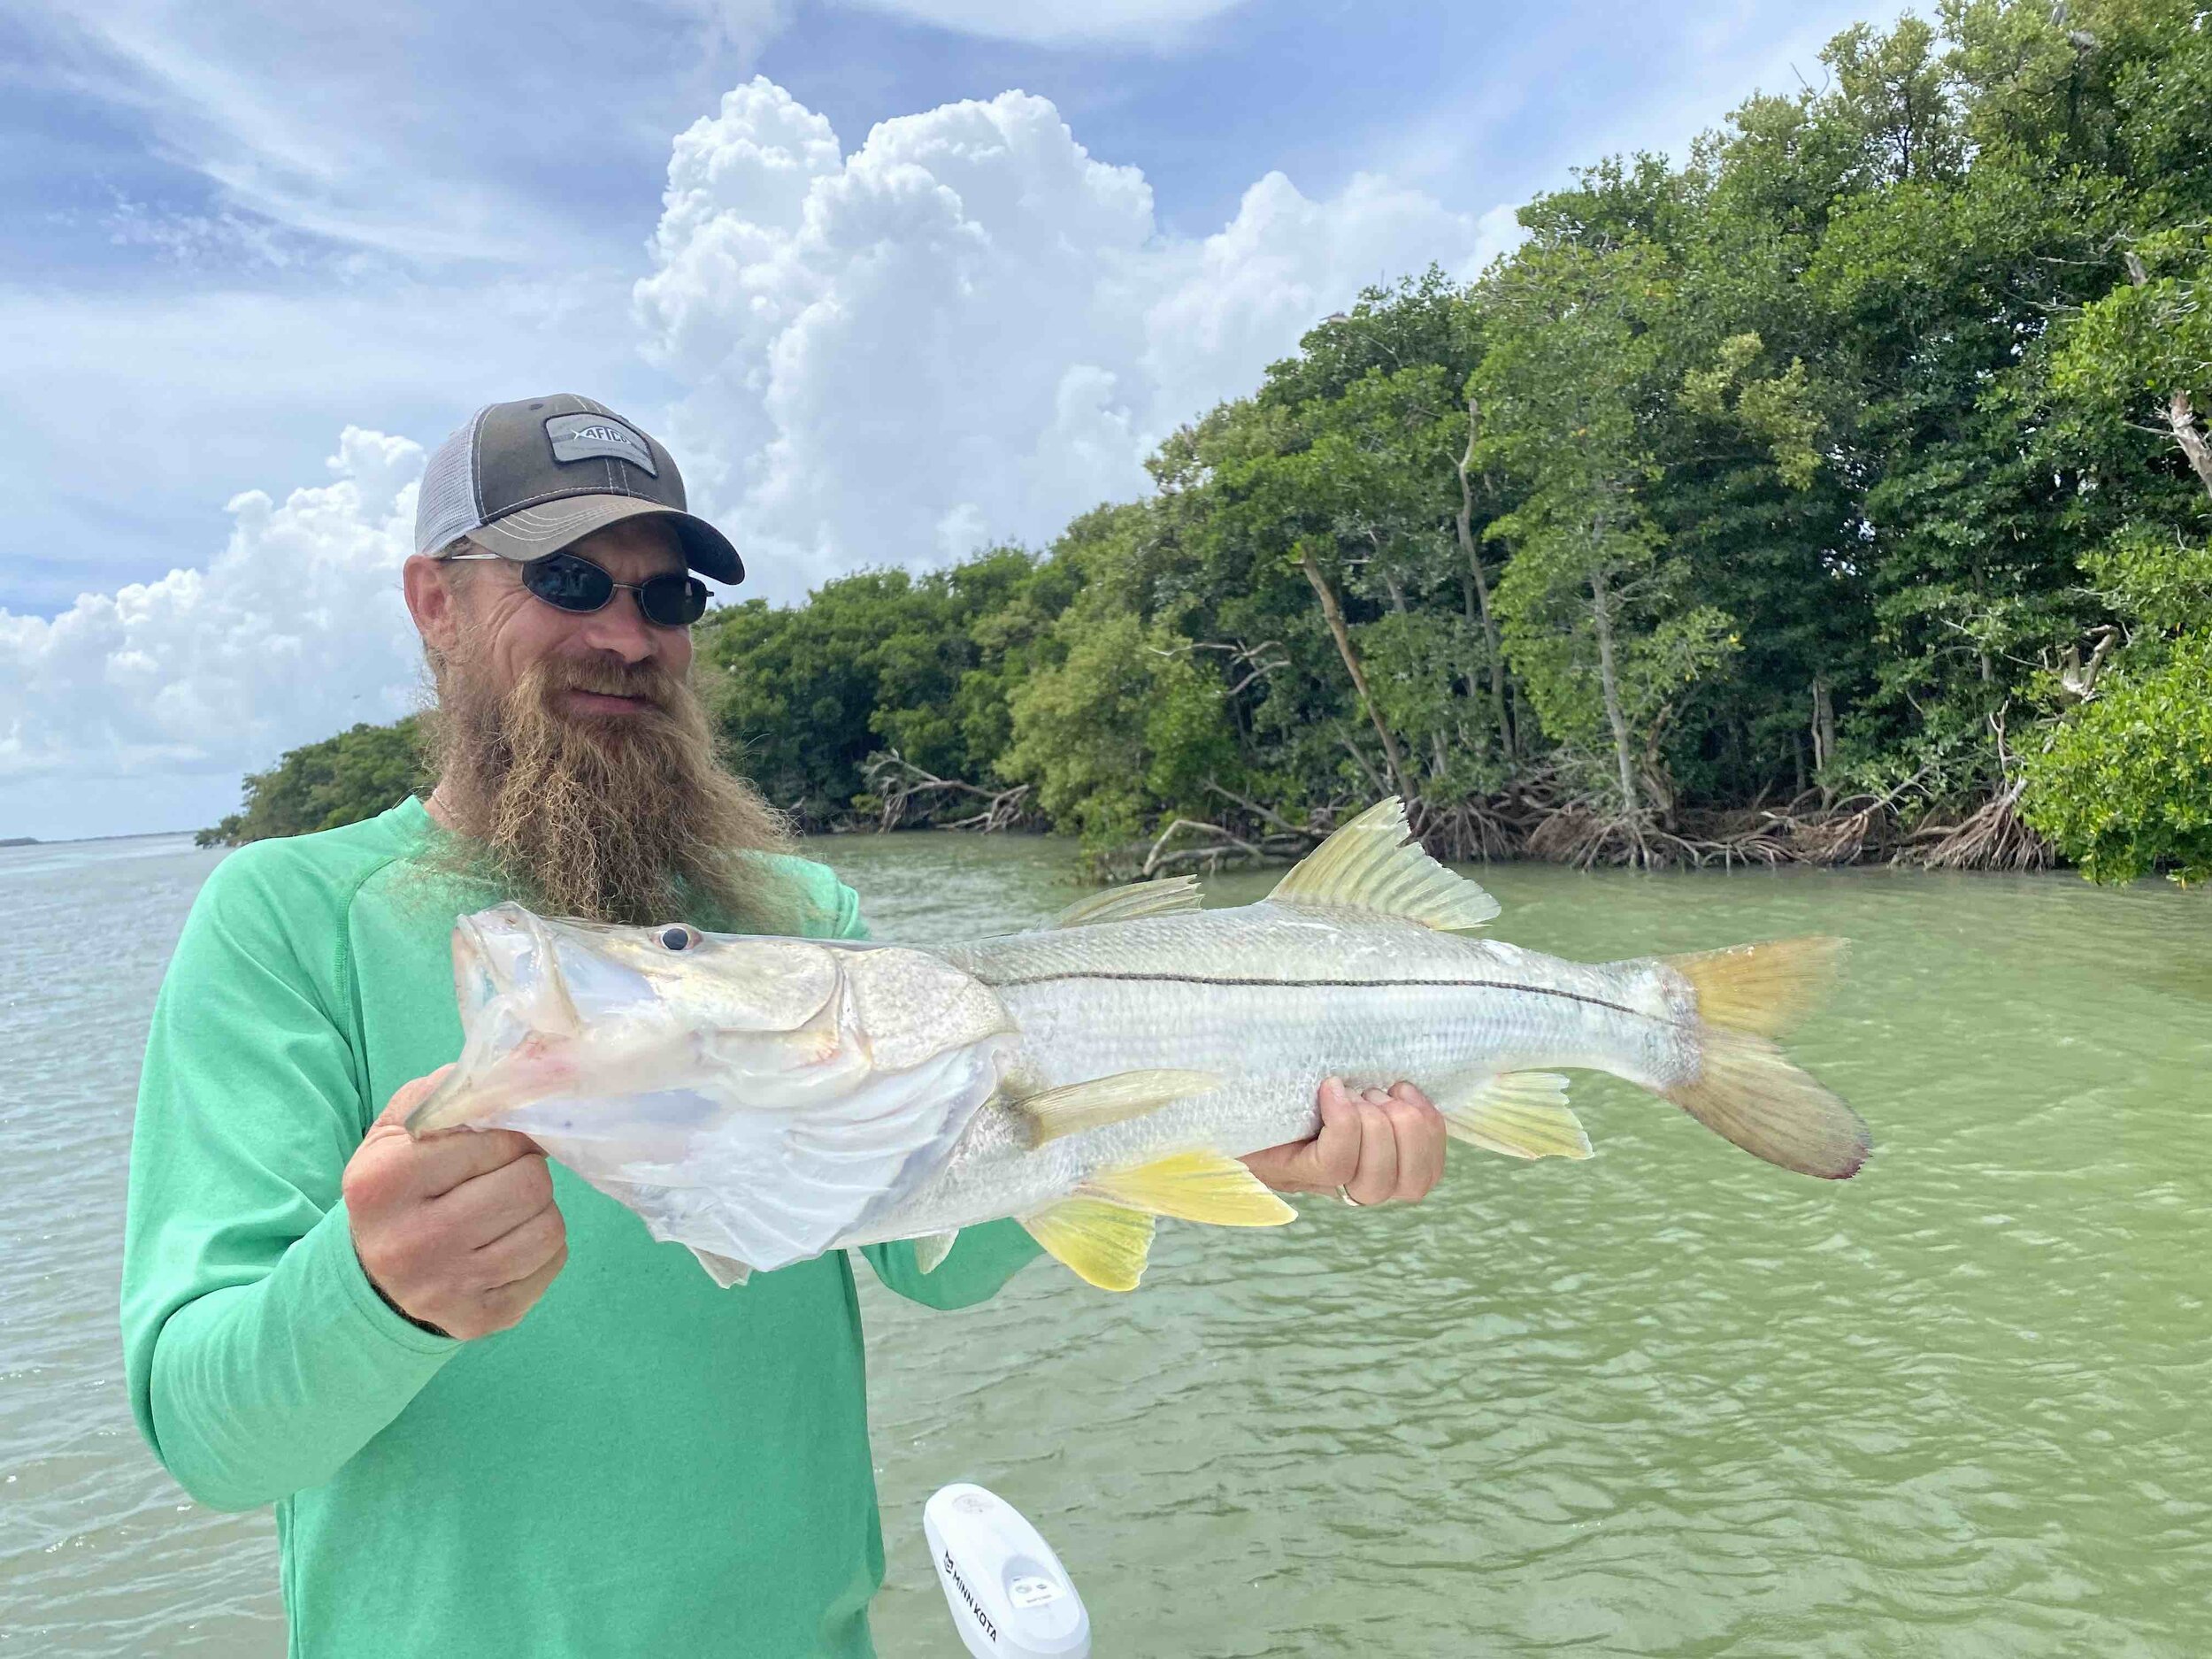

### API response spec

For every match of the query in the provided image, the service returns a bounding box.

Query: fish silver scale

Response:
[836,900,1700,1247]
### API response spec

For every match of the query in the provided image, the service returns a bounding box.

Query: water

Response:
[4,830,2207,1655]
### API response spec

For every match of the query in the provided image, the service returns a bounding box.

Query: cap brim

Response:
[469,495,744,585]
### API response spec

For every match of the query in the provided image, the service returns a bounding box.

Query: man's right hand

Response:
[342,1065,568,1340]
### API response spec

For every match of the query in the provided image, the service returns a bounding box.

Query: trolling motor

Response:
[925,1483,1091,1658]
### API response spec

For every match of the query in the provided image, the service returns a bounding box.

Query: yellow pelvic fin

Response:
[912,1230,959,1275]
[1048,875,1204,929]
[1662,935,1847,1039]
[1081,1148,1296,1226]
[1013,1068,1223,1147]
[1436,1071,1591,1160]
[1268,798,1500,933]
[1020,1199,1156,1291]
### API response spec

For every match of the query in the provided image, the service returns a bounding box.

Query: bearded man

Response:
[120,395,1449,1658]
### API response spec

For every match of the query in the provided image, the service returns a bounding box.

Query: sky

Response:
[0,0,1909,840]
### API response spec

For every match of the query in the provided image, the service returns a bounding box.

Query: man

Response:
[121,394,1448,1658]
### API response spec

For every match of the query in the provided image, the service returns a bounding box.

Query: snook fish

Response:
[408,800,1870,1290]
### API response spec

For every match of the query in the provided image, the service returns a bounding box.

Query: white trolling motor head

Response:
[924,1483,1090,1659]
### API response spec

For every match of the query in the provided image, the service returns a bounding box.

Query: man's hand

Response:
[342,1066,568,1340]
[1240,1078,1448,1205]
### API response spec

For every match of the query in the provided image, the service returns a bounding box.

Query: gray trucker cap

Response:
[413,394,743,584]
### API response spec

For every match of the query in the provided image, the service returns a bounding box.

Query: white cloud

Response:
[0,430,426,834]
[634,79,1494,596]
[840,0,1247,46]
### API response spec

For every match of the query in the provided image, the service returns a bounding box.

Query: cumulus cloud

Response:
[635,79,1503,596]
[0,430,426,833]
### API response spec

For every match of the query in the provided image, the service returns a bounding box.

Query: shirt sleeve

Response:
[823,867,1046,1307]
[120,853,457,1513]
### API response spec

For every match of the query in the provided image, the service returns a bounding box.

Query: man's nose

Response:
[574,591,660,662]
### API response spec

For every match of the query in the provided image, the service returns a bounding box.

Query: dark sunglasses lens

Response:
[638,574,709,626]
[524,555,613,612]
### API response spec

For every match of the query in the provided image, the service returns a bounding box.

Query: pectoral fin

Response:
[1081,1149,1296,1226]
[1435,1071,1591,1160]
[1011,1069,1223,1146]
[689,1247,754,1287]
[1020,1199,1156,1291]
[913,1229,959,1275]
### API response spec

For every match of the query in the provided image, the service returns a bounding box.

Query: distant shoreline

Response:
[0,828,200,849]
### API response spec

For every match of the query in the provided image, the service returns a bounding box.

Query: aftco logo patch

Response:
[545,413,657,474]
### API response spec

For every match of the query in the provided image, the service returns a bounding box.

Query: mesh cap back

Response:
[414,406,491,555]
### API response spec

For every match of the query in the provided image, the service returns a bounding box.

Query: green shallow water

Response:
[3,831,2208,1654]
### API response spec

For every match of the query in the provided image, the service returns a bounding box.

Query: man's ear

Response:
[403,554,464,656]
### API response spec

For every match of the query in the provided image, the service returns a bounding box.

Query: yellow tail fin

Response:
[1663,935,1847,1038]
[1661,936,1870,1180]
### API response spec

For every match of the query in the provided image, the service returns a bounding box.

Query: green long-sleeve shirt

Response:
[120,796,1041,1658]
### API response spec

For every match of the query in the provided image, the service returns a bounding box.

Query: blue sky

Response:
[2,0,1908,838]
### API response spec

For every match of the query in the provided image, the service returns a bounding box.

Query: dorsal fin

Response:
[1268,798,1500,931]
[1048,876,1203,929]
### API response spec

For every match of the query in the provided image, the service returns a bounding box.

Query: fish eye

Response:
[658,925,696,951]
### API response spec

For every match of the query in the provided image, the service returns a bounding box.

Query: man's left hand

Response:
[1240,1078,1448,1204]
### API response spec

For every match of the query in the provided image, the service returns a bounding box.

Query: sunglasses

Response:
[442,549,710,628]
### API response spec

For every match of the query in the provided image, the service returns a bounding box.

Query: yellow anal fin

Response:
[1048,876,1203,929]
[1437,1071,1591,1160]
[1014,1069,1223,1146]
[1020,1199,1156,1291]
[1268,798,1500,932]
[912,1230,959,1275]
[1082,1149,1296,1226]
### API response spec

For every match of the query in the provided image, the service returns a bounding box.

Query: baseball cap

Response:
[413,394,742,584]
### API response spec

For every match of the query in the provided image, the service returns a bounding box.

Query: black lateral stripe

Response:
[981,969,1647,1019]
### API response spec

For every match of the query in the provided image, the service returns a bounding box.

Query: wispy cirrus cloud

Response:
[14,0,787,265]
[839,0,1249,46]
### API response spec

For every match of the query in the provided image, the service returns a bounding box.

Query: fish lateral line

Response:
[974,967,1669,1023]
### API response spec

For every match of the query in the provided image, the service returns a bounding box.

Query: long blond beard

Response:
[424,648,797,931]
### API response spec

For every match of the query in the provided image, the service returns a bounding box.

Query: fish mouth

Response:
[451,908,500,1011]
[407,906,571,1136]
[406,1060,480,1136]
